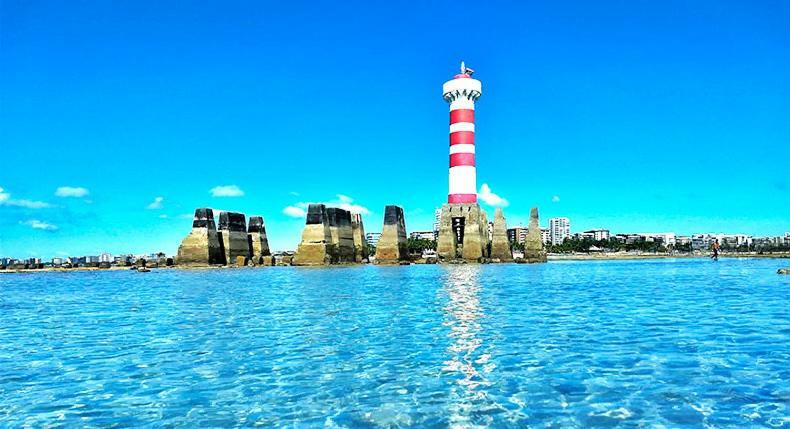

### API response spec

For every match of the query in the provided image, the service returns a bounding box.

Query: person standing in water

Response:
[711,239,720,260]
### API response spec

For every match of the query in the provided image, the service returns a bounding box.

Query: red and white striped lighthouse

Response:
[443,61,482,204]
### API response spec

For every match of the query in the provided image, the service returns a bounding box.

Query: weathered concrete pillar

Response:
[490,208,513,262]
[461,205,485,261]
[176,208,224,266]
[375,205,409,264]
[327,208,356,263]
[437,204,458,259]
[293,204,336,265]
[437,203,488,261]
[247,216,271,264]
[351,213,369,262]
[218,211,249,266]
[524,207,548,263]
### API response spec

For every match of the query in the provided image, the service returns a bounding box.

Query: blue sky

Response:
[1,0,788,258]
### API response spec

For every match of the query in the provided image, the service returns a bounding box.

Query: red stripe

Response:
[450,131,474,145]
[450,153,475,167]
[448,194,477,203]
[450,109,474,124]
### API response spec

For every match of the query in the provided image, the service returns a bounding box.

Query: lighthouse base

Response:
[437,203,490,262]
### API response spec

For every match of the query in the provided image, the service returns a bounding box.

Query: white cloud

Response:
[210,185,244,197]
[552,195,561,203]
[478,183,509,207]
[22,220,58,231]
[283,205,306,218]
[179,213,194,219]
[147,196,164,209]
[158,214,168,219]
[5,199,53,209]
[283,194,370,218]
[0,187,52,208]
[55,186,89,198]
[332,194,370,215]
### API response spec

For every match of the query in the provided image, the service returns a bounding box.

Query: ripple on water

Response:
[0,258,788,427]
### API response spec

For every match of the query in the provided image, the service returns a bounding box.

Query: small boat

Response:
[137,267,151,273]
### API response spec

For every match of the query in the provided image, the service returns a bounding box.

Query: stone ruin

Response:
[327,208,356,263]
[293,204,368,265]
[351,213,368,262]
[437,203,490,261]
[522,207,547,263]
[375,205,409,264]
[293,204,335,265]
[218,211,250,266]
[490,207,513,262]
[247,216,271,264]
[176,208,224,266]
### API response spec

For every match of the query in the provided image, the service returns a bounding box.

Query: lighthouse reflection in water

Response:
[440,265,497,426]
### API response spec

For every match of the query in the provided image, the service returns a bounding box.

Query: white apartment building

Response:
[409,231,435,240]
[541,228,551,245]
[366,232,381,246]
[637,233,677,247]
[549,217,570,245]
[584,229,610,241]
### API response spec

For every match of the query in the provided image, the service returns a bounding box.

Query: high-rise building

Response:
[507,226,529,244]
[365,232,381,247]
[549,217,571,245]
[541,228,551,245]
[433,208,441,239]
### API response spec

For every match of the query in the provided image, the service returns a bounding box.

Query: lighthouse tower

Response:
[443,62,482,204]
[437,62,490,261]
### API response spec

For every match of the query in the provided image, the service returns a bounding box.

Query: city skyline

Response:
[2,1,789,257]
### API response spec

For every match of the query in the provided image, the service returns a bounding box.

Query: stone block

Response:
[327,208,356,263]
[351,213,369,262]
[219,211,250,265]
[490,208,513,262]
[247,216,271,261]
[176,208,225,266]
[524,207,548,263]
[293,204,336,265]
[437,203,489,261]
[375,205,409,264]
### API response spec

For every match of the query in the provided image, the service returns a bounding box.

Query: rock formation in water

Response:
[490,208,513,262]
[247,216,271,264]
[293,204,336,265]
[351,213,368,262]
[437,204,489,261]
[176,208,225,266]
[327,208,356,263]
[523,207,548,263]
[375,205,409,264]
[218,211,250,265]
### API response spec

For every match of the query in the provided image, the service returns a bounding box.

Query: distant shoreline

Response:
[1,252,788,274]
[548,252,790,261]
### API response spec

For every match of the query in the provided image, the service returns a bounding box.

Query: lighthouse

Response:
[443,62,482,204]
[437,62,490,261]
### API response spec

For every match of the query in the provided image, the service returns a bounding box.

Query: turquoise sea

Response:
[1,258,788,427]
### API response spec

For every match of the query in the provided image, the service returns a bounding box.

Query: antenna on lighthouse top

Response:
[460,61,475,76]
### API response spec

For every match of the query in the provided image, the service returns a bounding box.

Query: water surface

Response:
[1,258,788,427]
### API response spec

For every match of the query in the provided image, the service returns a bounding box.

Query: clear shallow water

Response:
[1,259,788,428]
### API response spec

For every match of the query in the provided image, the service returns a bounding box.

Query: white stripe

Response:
[449,122,474,133]
[449,144,475,155]
[448,166,477,195]
[450,98,475,111]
